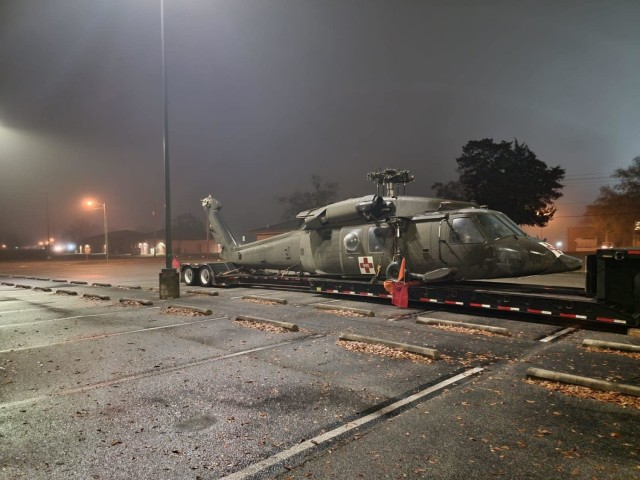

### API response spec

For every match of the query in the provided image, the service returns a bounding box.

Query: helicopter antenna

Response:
[366,168,415,197]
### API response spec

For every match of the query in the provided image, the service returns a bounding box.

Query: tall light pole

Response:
[158,0,180,298]
[86,200,109,261]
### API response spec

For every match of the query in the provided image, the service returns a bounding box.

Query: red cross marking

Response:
[359,256,375,274]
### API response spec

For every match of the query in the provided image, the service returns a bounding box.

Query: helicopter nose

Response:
[545,253,583,273]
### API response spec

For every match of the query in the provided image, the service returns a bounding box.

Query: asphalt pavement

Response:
[0,258,638,479]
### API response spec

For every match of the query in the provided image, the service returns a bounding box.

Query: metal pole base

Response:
[159,268,180,299]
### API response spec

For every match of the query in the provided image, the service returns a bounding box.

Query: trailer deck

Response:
[181,249,640,328]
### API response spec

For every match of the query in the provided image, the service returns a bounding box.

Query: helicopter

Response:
[197,169,582,285]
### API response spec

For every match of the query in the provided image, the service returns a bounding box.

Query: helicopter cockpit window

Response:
[450,217,484,244]
[343,229,363,254]
[368,226,390,253]
[475,213,526,240]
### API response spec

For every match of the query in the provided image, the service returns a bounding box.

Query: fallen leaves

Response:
[234,319,290,334]
[427,323,503,338]
[524,378,640,409]
[117,300,144,308]
[534,428,552,437]
[322,309,368,318]
[163,306,207,317]
[336,340,433,364]
[242,298,282,306]
[583,346,640,360]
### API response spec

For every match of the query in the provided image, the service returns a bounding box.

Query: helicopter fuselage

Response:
[204,195,581,282]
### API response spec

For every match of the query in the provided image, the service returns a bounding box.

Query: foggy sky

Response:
[1,0,639,245]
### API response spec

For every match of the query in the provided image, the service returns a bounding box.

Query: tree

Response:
[173,213,204,240]
[432,139,565,226]
[276,174,339,220]
[430,180,468,201]
[584,156,640,247]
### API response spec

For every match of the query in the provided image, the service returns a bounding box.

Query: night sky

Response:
[1,0,639,246]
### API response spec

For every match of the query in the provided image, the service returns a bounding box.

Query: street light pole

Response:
[85,200,108,261]
[102,202,109,261]
[158,0,180,299]
[161,0,172,270]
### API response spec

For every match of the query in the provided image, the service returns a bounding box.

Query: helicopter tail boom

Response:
[202,195,239,258]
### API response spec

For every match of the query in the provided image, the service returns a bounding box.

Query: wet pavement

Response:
[0,259,638,479]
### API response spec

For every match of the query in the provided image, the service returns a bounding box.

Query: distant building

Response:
[145,229,220,259]
[80,230,147,255]
[79,229,220,258]
[566,226,599,253]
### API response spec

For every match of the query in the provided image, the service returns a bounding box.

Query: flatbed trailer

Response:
[180,248,640,328]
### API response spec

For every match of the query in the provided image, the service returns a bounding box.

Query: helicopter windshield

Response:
[475,212,526,240]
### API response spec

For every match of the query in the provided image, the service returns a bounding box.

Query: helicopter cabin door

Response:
[339,226,390,277]
[438,215,486,268]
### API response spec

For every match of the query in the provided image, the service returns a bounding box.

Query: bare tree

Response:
[585,156,640,246]
[276,174,339,220]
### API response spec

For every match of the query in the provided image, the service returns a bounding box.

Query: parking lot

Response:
[1,259,639,479]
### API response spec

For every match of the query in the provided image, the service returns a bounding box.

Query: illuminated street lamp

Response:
[85,200,109,261]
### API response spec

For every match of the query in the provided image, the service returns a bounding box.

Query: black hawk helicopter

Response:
[199,169,581,285]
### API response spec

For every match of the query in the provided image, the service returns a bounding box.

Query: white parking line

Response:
[539,327,576,343]
[221,367,484,480]
[0,308,44,315]
[0,315,227,353]
[0,339,299,409]
[309,299,342,306]
[0,307,161,329]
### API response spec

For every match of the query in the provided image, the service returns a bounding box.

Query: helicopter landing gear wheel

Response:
[386,261,401,280]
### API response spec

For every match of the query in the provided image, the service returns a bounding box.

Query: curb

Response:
[582,338,640,353]
[15,284,32,289]
[416,317,511,336]
[34,287,52,292]
[235,315,299,332]
[92,282,112,287]
[168,304,212,316]
[119,298,153,306]
[315,304,375,317]
[83,293,111,301]
[186,290,219,297]
[242,294,288,305]
[55,289,78,296]
[526,367,640,397]
[339,333,439,359]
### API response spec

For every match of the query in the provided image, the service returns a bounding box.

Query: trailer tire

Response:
[183,266,197,286]
[199,266,213,287]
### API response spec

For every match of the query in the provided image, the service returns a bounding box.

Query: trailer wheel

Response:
[183,266,197,286]
[199,266,213,287]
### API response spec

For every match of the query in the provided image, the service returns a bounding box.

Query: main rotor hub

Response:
[367,168,415,197]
